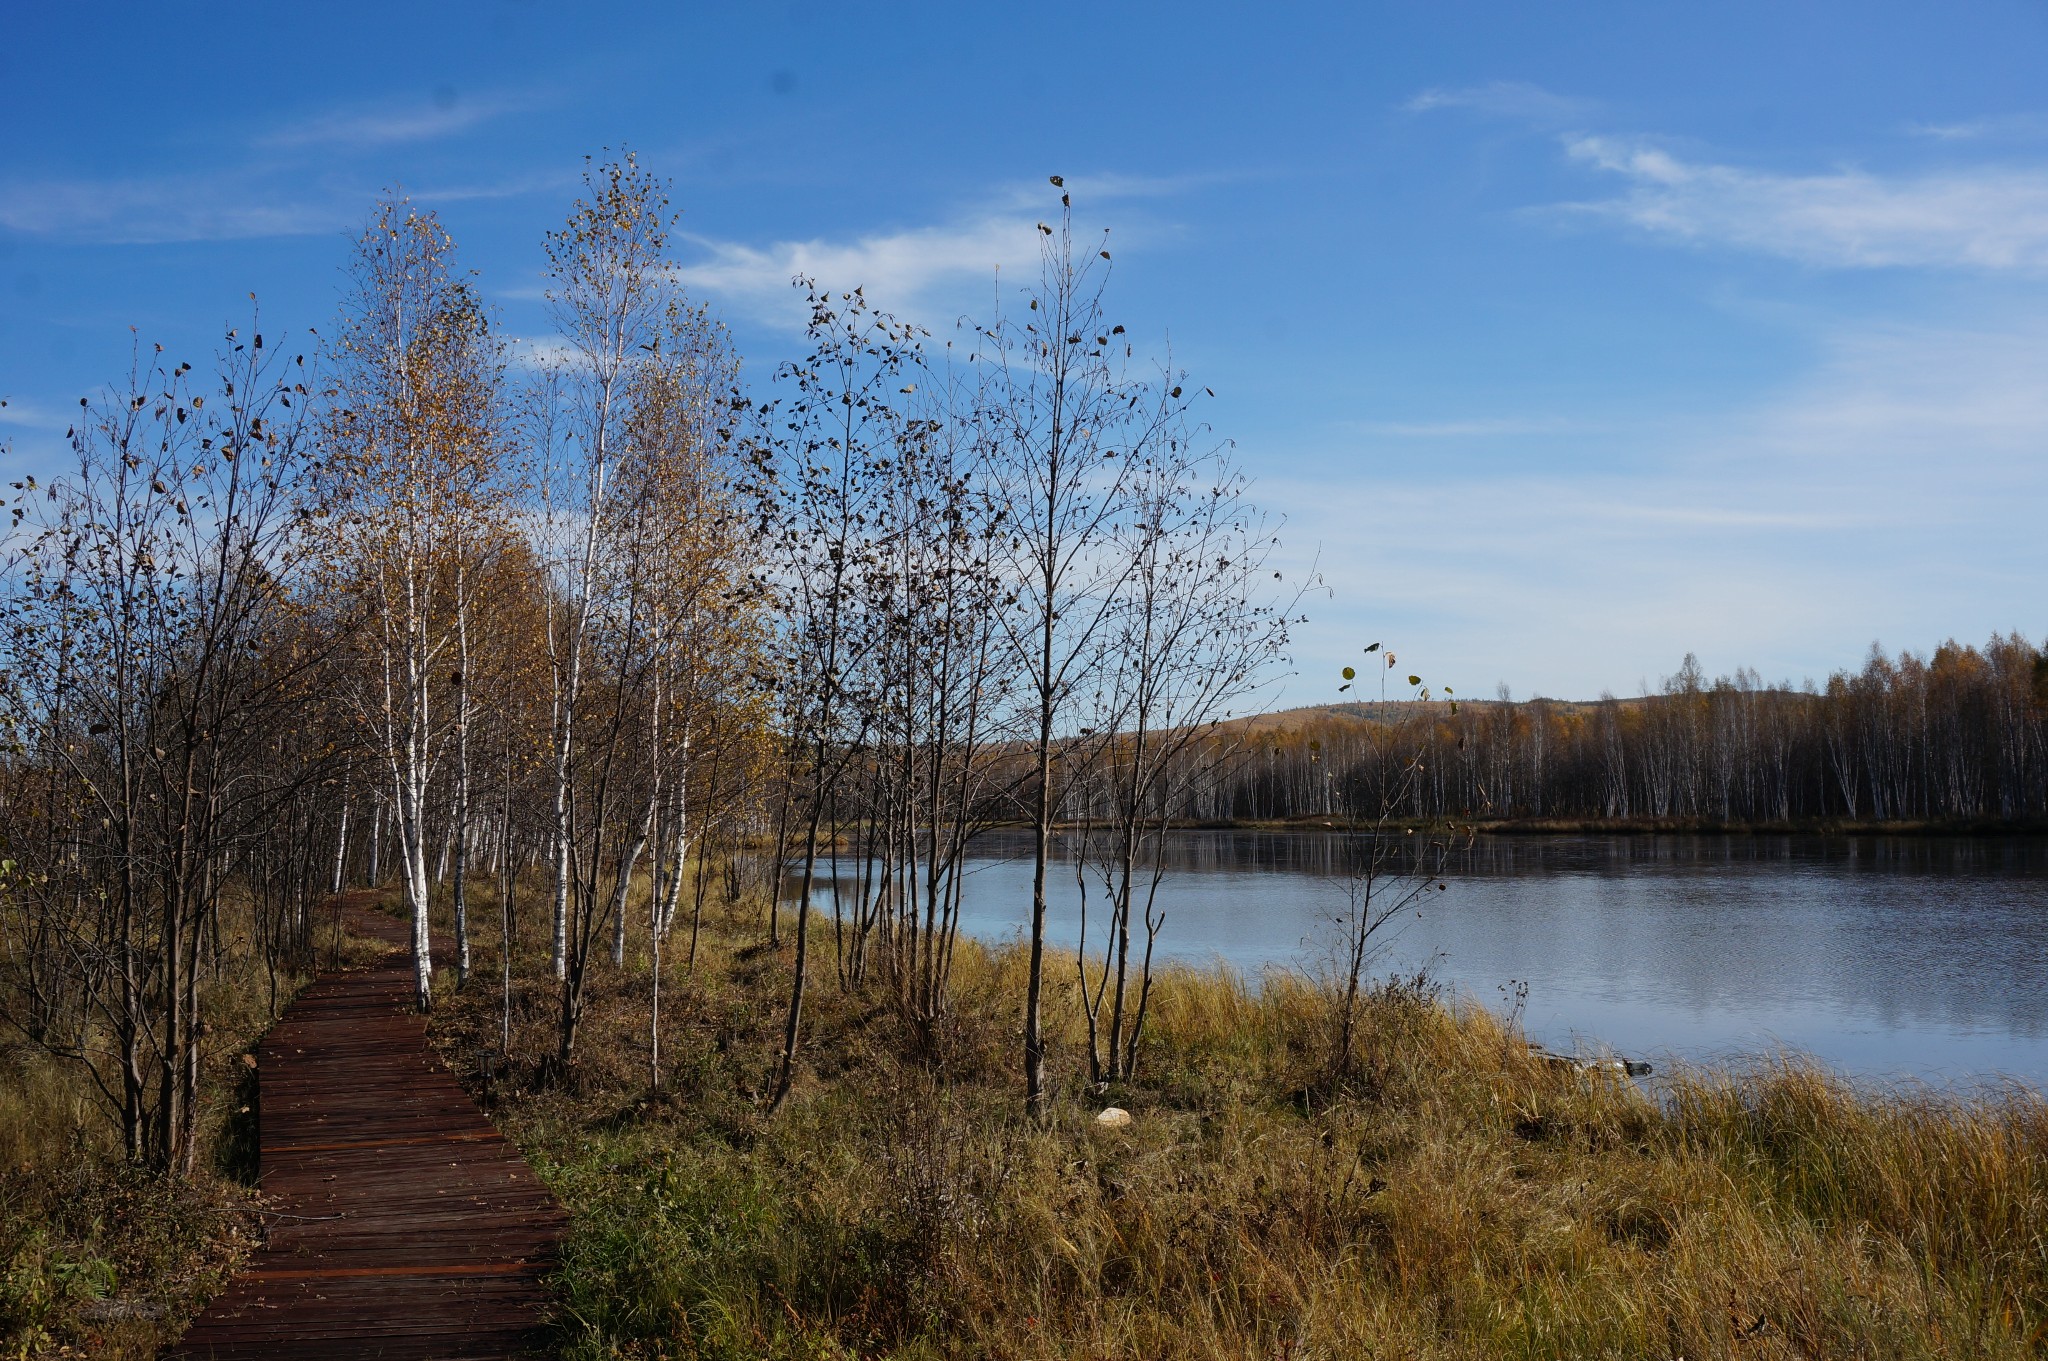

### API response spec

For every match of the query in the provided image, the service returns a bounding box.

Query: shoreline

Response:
[765,816,2048,856]
[1024,814,2048,838]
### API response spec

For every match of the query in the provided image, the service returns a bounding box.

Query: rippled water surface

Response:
[927,831,2048,1086]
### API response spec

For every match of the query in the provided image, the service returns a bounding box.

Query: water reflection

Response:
[902,831,2048,1086]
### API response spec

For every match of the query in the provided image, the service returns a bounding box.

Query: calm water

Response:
[912,831,2048,1087]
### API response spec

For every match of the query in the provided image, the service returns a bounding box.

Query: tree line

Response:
[0,156,1295,1169]
[1189,638,2048,827]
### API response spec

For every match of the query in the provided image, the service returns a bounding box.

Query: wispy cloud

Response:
[0,173,345,243]
[1276,317,2048,700]
[1349,416,1596,438]
[0,398,68,432]
[256,91,540,150]
[987,169,1239,211]
[1405,81,1596,126]
[674,213,1048,327]
[0,165,560,247]
[1735,319,2048,466]
[507,337,580,371]
[669,174,1198,329]
[0,89,554,245]
[1558,135,2048,270]
[411,171,574,205]
[1906,111,2048,143]
[1571,500,1853,531]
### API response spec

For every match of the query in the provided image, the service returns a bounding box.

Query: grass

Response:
[423,877,2048,1360]
[9,868,2043,1358]
[0,899,389,1359]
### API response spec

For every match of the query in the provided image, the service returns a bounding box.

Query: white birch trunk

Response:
[452,575,472,981]
[330,784,352,895]
[547,365,615,981]
[658,750,690,940]
[392,559,435,1011]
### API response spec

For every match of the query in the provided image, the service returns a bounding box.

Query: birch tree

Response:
[979,182,1182,1118]
[531,151,751,1069]
[1076,442,1293,1083]
[753,281,917,1108]
[322,196,508,1009]
[530,152,670,988]
[862,362,1013,1043]
[0,320,327,1171]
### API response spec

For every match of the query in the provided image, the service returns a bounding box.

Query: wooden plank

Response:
[165,894,564,1360]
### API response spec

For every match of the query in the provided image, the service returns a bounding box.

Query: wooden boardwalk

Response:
[168,896,567,1360]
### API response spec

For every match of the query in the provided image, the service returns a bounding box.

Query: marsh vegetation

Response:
[437,877,2048,1360]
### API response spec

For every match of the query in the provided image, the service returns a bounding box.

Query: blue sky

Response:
[5,2,2046,702]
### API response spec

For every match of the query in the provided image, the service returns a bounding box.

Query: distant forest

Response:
[1134,635,2048,827]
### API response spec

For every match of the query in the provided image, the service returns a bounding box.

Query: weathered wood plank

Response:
[165,894,563,1360]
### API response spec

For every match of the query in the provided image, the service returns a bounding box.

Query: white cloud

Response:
[1272,317,2048,701]
[1747,320,2048,459]
[1347,416,1596,438]
[1559,135,2048,271]
[0,90,553,245]
[0,173,344,243]
[0,166,559,246]
[990,170,1238,210]
[1405,81,1596,126]
[1570,501,1853,531]
[256,91,539,150]
[672,212,1049,328]
[411,172,573,206]
[1906,112,2048,143]
[669,174,1196,330]
[0,398,68,432]
[507,336,580,370]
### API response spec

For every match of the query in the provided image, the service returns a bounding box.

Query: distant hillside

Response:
[1221,695,1606,734]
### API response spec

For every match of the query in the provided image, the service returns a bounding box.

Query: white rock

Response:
[1095,1106,1133,1128]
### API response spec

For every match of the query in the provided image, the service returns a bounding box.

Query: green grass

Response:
[426,880,2048,1360]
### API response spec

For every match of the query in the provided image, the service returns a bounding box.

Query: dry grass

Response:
[425,878,2048,1361]
[0,898,390,1358]
[8,868,2036,1359]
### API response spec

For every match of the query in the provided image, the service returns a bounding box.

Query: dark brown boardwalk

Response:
[169,898,567,1360]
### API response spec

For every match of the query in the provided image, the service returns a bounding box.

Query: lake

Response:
[912,831,2048,1088]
